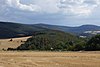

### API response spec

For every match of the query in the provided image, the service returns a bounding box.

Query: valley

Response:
[0,22,100,67]
[0,0,100,66]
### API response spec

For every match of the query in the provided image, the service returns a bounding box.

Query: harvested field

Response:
[0,36,31,50]
[0,51,100,67]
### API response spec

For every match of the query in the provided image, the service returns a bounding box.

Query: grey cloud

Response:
[0,0,100,26]
[6,0,41,12]
[59,0,100,16]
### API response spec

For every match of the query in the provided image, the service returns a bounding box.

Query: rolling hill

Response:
[0,21,100,38]
[34,24,100,36]
[16,30,81,51]
[0,22,48,38]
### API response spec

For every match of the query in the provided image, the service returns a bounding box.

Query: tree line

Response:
[7,31,100,51]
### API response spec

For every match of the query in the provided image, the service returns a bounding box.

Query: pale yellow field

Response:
[0,51,100,67]
[0,36,31,50]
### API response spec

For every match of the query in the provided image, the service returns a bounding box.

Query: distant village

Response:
[80,30,100,38]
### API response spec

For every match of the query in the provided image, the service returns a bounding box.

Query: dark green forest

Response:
[16,30,81,51]
[7,30,100,51]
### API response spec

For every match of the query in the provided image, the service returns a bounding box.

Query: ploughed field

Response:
[0,51,100,67]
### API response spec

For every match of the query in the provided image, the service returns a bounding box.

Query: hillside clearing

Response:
[0,36,31,50]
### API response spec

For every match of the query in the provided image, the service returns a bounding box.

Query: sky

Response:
[0,0,100,26]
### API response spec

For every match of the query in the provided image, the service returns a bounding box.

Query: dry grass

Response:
[0,51,100,67]
[0,36,31,50]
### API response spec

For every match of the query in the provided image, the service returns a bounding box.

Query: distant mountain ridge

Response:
[0,21,100,38]
[34,24,100,36]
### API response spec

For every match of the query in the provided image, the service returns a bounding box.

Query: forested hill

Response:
[16,30,83,51]
[0,22,48,39]
[34,24,100,36]
[0,21,100,38]
[12,32,100,51]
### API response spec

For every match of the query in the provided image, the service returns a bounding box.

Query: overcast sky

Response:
[0,0,100,26]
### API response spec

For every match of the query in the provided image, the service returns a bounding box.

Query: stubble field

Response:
[0,36,31,50]
[0,51,100,67]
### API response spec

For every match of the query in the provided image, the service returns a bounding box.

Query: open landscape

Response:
[0,23,99,67]
[0,37,100,67]
[0,51,100,67]
[0,0,100,67]
[0,23,100,67]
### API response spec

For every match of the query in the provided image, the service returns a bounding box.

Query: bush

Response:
[85,35,100,51]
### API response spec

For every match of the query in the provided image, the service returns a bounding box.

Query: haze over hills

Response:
[0,21,100,38]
